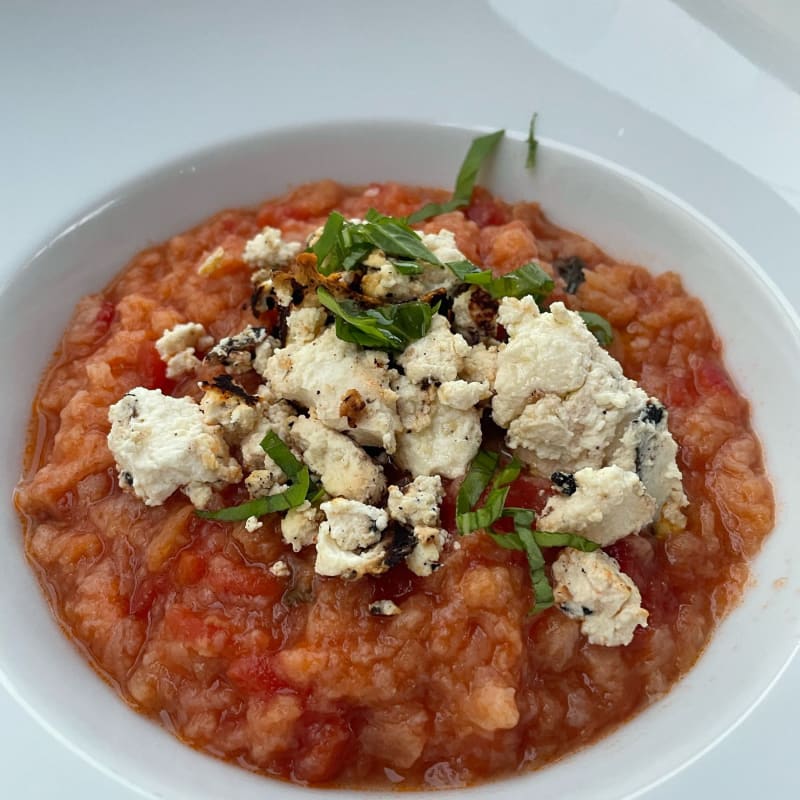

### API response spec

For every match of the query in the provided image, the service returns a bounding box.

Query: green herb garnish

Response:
[447,259,554,304]
[197,431,311,522]
[317,286,437,351]
[579,311,613,347]
[407,130,505,224]
[311,210,442,276]
[457,450,599,612]
[456,452,521,534]
[526,113,538,169]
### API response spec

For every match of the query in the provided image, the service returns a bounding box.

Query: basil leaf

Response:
[407,129,505,223]
[197,466,310,521]
[456,449,500,521]
[446,259,490,282]
[361,210,442,265]
[579,311,613,347]
[340,241,374,272]
[526,112,539,169]
[318,287,436,351]
[533,530,600,552]
[480,262,554,302]
[312,211,346,275]
[456,453,521,534]
[260,430,303,480]
[390,259,425,275]
[446,260,554,304]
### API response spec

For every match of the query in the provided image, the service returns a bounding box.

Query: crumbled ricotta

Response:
[205,326,270,374]
[494,299,647,474]
[360,229,463,302]
[242,226,301,269]
[611,401,688,529]
[155,322,213,379]
[552,549,648,647]
[290,415,385,504]
[281,501,321,552]
[107,387,241,508]
[397,315,470,384]
[394,399,482,479]
[537,466,656,546]
[199,380,259,444]
[461,342,498,386]
[269,560,291,578]
[387,475,444,529]
[369,599,401,616]
[437,379,491,411]
[315,498,389,579]
[451,286,499,345]
[286,306,327,346]
[245,467,286,498]
[264,327,400,451]
[393,375,436,433]
[244,515,263,533]
[239,400,298,471]
[387,476,448,577]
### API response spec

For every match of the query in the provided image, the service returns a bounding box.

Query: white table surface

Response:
[2,1,798,797]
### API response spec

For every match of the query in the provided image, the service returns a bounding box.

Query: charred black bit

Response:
[121,471,134,486]
[202,374,258,405]
[468,287,499,339]
[291,284,306,306]
[551,471,577,496]
[582,606,593,616]
[277,306,290,346]
[383,524,417,569]
[642,400,664,425]
[554,255,586,295]
[250,284,276,318]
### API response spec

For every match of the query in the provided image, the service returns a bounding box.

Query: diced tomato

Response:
[227,654,290,695]
[466,186,511,227]
[206,555,284,601]
[128,572,170,620]
[173,550,206,587]
[136,342,175,394]
[291,712,354,784]
[691,355,734,397]
[94,300,116,336]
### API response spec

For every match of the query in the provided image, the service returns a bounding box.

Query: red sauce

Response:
[14,181,774,787]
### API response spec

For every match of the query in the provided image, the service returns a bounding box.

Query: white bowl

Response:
[2,121,799,800]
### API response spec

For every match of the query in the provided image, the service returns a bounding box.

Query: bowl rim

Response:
[2,117,799,799]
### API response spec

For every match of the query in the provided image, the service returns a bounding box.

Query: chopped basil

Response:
[579,311,613,347]
[533,529,600,552]
[317,286,437,351]
[456,449,500,524]
[197,466,310,522]
[526,113,539,169]
[311,209,442,276]
[197,431,311,522]
[446,259,554,304]
[407,129,505,224]
[456,453,521,534]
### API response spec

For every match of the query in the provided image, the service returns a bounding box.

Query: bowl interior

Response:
[1,121,799,800]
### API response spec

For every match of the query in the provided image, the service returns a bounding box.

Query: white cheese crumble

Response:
[369,599,401,616]
[360,228,463,302]
[388,475,447,577]
[537,466,656,546]
[394,399,482,479]
[107,387,241,508]
[281,501,322,552]
[264,327,400,451]
[199,381,259,444]
[285,306,327,346]
[552,549,648,647]
[205,325,270,374]
[269,560,291,578]
[245,515,263,533]
[243,226,301,269]
[494,298,647,474]
[315,498,389,579]
[611,402,688,529]
[290,415,385,504]
[397,315,470,383]
[155,322,213,379]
